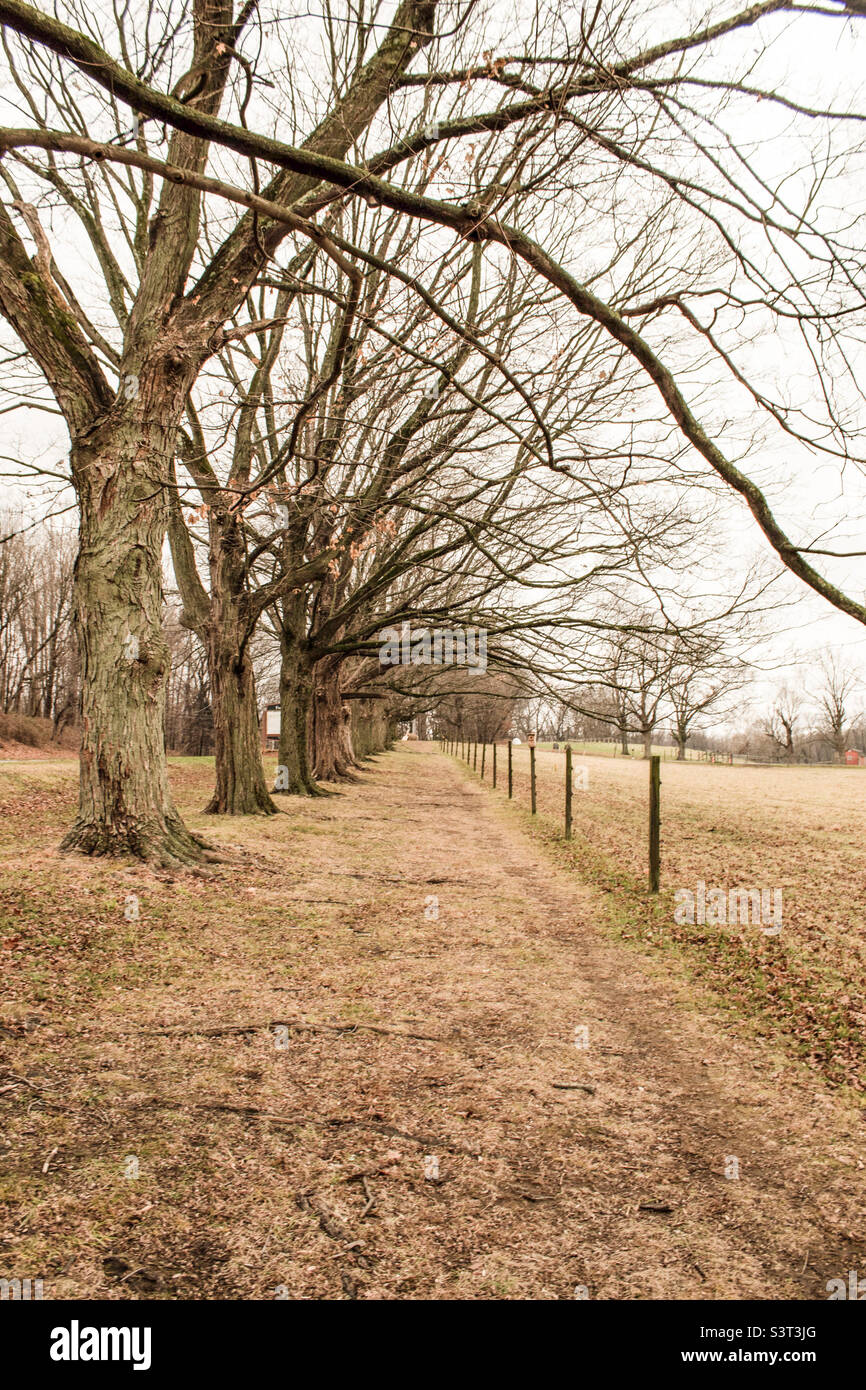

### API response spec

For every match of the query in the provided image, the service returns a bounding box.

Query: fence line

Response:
[440,737,661,894]
[649,754,661,894]
[530,742,537,815]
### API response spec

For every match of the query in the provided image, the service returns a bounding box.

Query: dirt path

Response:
[2,745,863,1299]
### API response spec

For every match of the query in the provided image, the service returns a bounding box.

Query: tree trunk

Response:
[275,634,320,796]
[619,723,630,755]
[676,738,686,760]
[170,468,277,816]
[350,696,390,760]
[642,728,653,758]
[312,658,359,781]
[204,631,276,815]
[61,424,207,865]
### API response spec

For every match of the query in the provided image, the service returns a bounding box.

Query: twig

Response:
[129,1096,480,1156]
[359,1176,376,1219]
[0,1069,41,1090]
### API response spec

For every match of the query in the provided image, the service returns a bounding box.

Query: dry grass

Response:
[0,747,863,1301]
[497,747,866,1090]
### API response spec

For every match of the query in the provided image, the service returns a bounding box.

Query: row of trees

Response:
[0,513,403,768]
[430,643,865,764]
[2,501,860,767]
[0,2,865,859]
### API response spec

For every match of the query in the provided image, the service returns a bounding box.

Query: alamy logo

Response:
[0,1277,43,1300]
[378,622,487,673]
[49,1321,152,1371]
[827,1270,866,1299]
[673,880,782,935]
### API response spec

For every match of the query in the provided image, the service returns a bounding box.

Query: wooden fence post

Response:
[564,744,573,840]
[492,742,497,789]
[508,740,513,798]
[530,742,537,815]
[649,755,661,893]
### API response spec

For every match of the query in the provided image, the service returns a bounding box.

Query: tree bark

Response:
[274,633,320,796]
[312,657,359,781]
[61,423,208,865]
[350,696,390,760]
[169,457,278,816]
[205,631,276,815]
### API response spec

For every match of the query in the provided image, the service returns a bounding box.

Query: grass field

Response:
[465,745,866,1092]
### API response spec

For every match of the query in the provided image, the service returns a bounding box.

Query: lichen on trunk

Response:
[61,422,209,866]
[312,657,360,782]
[205,636,276,816]
[274,633,321,796]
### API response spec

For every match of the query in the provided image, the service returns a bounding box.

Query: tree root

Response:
[271,778,330,798]
[202,792,278,816]
[129,1095,479,1156]
[60,814,214,868]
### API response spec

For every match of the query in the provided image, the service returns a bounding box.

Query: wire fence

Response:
[439,735,865,900]
[442,737,660,892]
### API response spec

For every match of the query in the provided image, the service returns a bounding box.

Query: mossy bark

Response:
[201,520,277,815]
[60,418,208,865]
[205,635,276,815]
[274,633,321,796]
[312,657,360,782]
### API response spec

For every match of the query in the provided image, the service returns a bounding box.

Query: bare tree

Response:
[812,653,861,762]
[666,636,751,760]
[763,686,804,762]
[163,608,213,757]
[0,0,443,860]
